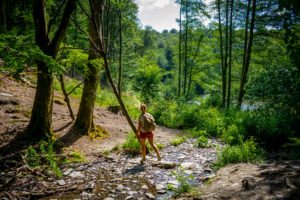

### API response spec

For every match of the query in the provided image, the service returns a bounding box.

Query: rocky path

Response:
[2,138,219,200]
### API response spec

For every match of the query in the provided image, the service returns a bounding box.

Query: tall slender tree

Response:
[178,0,182,97]
[27,0,76,140]
[118,0,122,96]
[217,0,225,106]
[227,0,234,108]
[183,0,188,95]
[238,0,257,107]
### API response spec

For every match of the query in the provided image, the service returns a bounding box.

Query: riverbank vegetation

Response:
[0,0,299,177]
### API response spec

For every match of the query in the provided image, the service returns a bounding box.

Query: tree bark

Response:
[217,0,225,108]
[178,0,182,97]
[118,0,122,96]
[74,0,103,134]
[58,75,75,120]
[237,0,256,108]
[227,0,234,109]
[27,0,76,140]
[222,0,229,107]
[0,0,6,32]
[183,0,188,95]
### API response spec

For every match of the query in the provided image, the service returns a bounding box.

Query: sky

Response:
[135,0,213,33]
[135,0,180,32]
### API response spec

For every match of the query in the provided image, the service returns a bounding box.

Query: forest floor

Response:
[0,74,300,200]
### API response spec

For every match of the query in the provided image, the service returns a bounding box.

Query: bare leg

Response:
[148,137,162,161]
[140,138,146,162]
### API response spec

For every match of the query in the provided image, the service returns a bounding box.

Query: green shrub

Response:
[167,166,195,195]
[214,138,264,169]
[283,137,300,159]
[188,128,208,138]
[195,135,208,148]
[170,136,187,146]
[24,140,62,176]
[122,131,152,153]
[25,146,40,168]
[221,124,243,145]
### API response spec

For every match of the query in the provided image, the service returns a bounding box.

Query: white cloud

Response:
[135,0,180,32]
[136,0,172,11]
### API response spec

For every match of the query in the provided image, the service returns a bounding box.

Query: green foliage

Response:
[133,58,164,103]
[24,140,62,176]
[170,136,187,146]
[283,137,300,159]
[195,135,208,148]
[25,146,40,168]
[122,131,151,153]
[0,34,62,76]
[188,129,208,138]
[64,150,88,164]
[103,150,111,157]
[167,166,195,195]
[214,138,264,169]
[221,124,243,146]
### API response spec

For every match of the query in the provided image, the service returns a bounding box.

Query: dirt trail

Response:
[0,75,183,159]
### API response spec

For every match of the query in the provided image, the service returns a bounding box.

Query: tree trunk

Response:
[58,75,75,120]
[217,0,225,108]
[0,0,6,32]
[74,0,103,134]
[237,0,256,108]
[27,0,76,140]
[227,0,234,109]
[223,0,229,107]
[177,0,182,97]
[183,0,188,95]
[118,0,122,96]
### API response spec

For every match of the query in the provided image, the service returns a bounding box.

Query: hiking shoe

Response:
[140,158,146,164]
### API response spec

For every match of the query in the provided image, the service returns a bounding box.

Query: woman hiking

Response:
[136,104,162,163]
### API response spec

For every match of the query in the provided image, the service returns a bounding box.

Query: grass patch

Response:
[170,136,187,147]
[214,138,264,169]
[64,150,88,164]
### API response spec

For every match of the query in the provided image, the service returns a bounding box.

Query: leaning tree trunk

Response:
[27,0,76,140]
[237,0,256,108]
[74,0,103,134]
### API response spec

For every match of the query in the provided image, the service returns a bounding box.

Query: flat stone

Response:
[0,93,14,97]
[57,180,66,186]
[157,189,167,194]
[155,184,164,190]
[141,185,148,190]
[181,162,197,169]
[128,191,138,196]
[145,193,155,199]
[125,196,133,200]
[185,170,193,174]
[63,169,73,176]
[116,184,124,191]
[152,161,177,169]
[168,180,179,185]
[103,198,114,200]
[69,171,84,178]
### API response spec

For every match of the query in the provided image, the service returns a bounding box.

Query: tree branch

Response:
[49,0,76,58]
[47,0,66,36]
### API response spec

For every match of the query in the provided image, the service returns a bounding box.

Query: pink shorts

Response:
[140,131,153,139]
